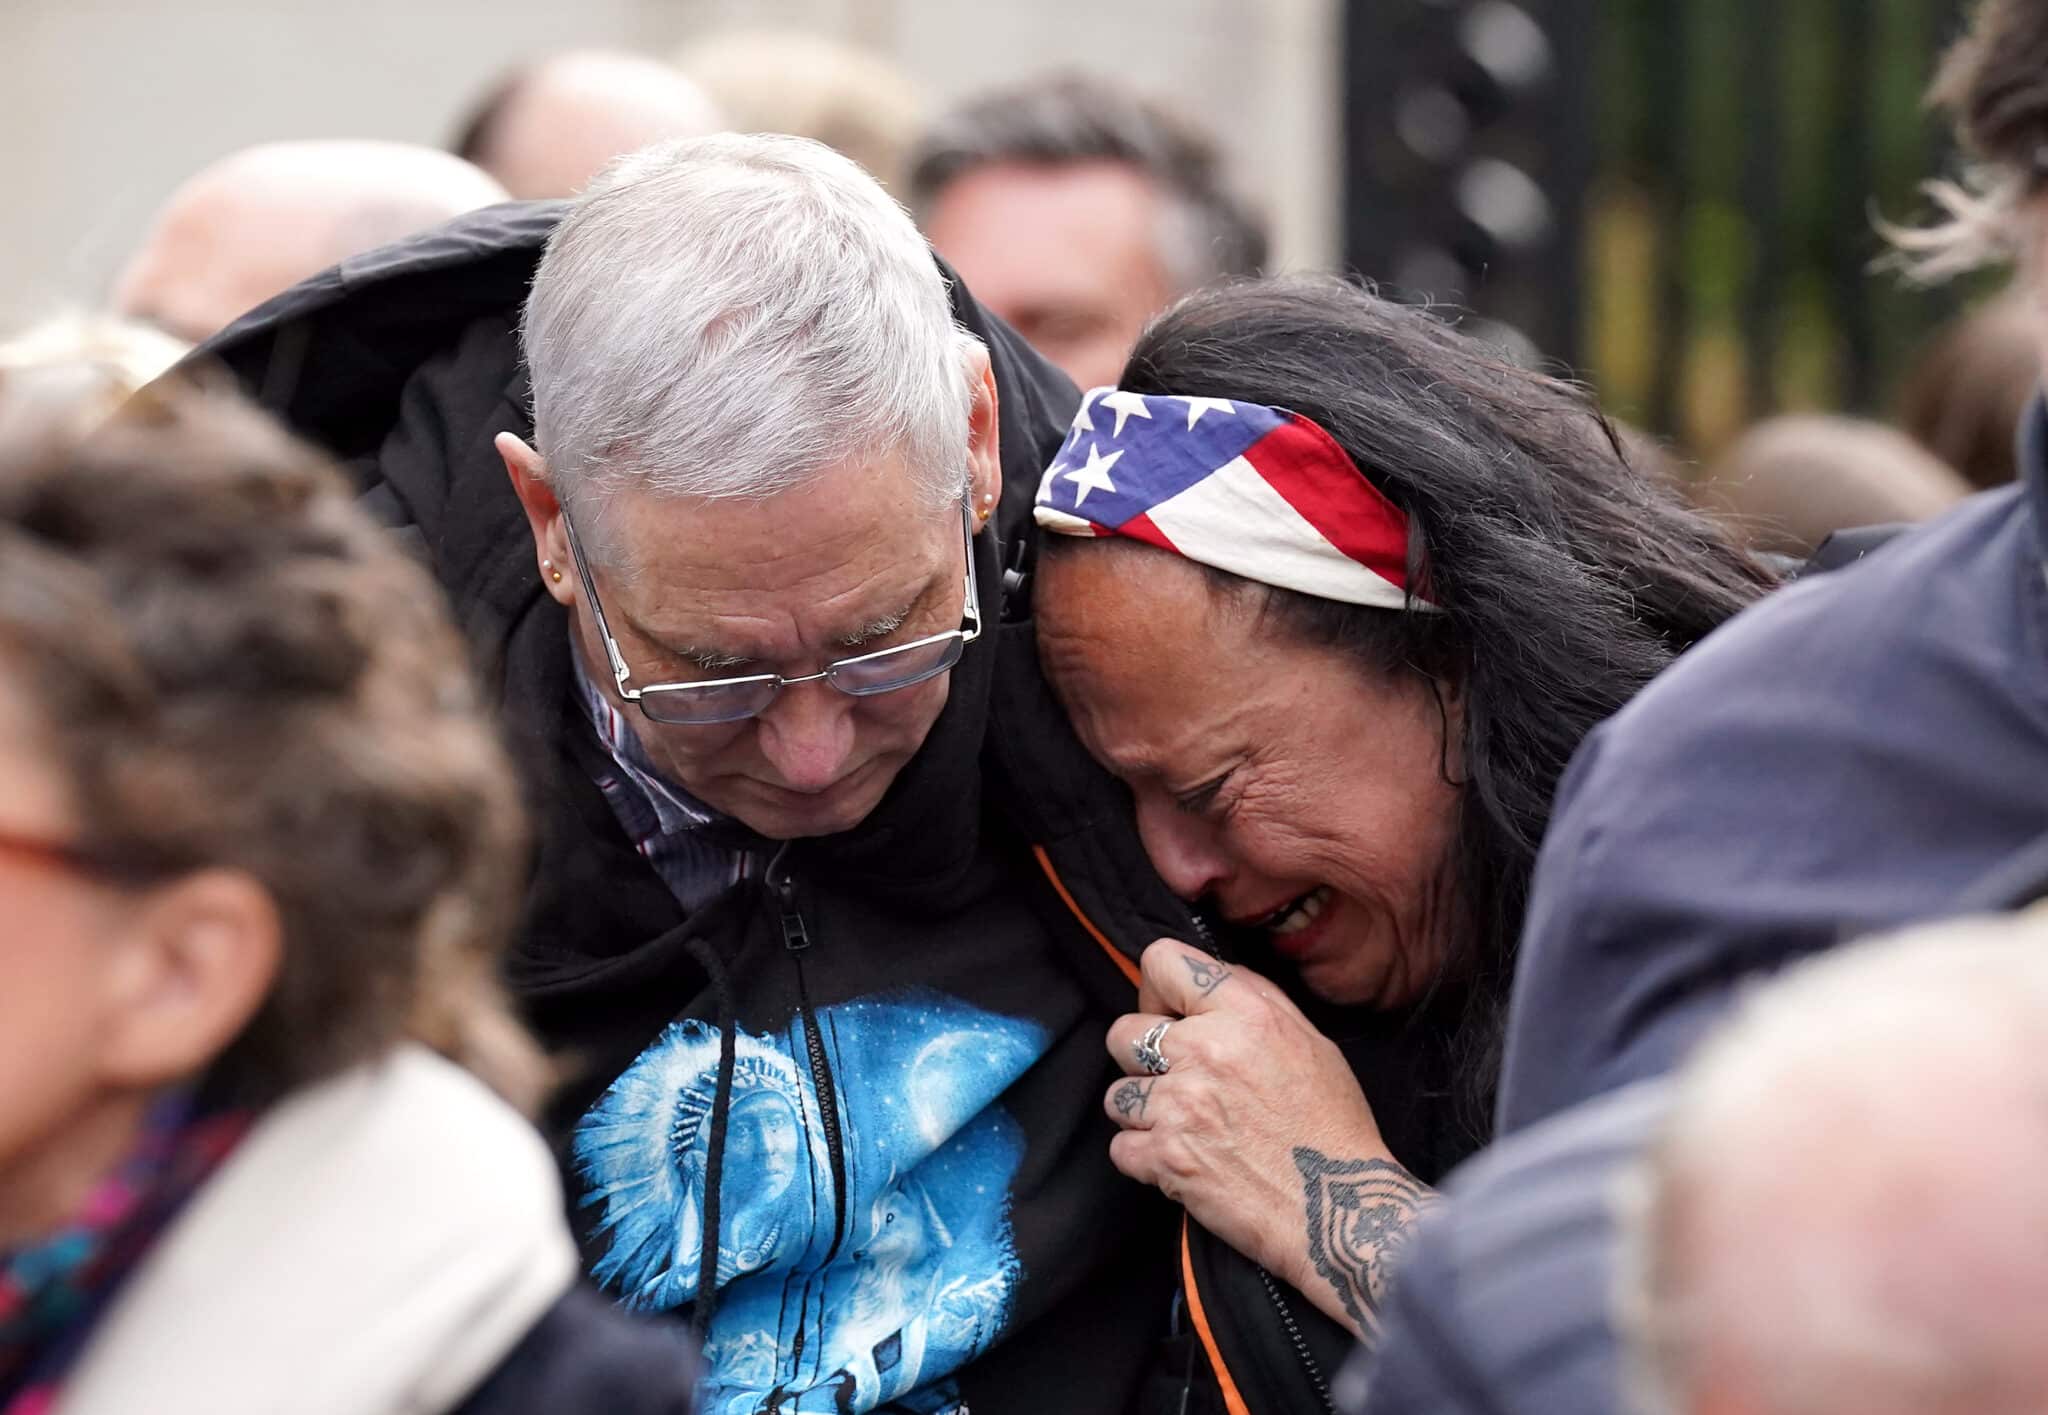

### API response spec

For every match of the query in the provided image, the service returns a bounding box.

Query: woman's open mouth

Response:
[1248,884,1334,937]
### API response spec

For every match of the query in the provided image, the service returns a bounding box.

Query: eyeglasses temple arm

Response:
[559,511,639,692]
[962,497,984,640]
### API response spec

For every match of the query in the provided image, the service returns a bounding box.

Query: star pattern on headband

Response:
[1098,390,1156,438]
[1031,388,1432,613]
[1062,441,1124,507]
[1071,387,1106,433]
[1172,396,1238,429]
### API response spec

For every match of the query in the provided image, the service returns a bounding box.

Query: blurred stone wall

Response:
[0,0,1337,324]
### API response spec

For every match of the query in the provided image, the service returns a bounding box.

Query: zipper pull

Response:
[767,843,810,952]
[777,875,811,952]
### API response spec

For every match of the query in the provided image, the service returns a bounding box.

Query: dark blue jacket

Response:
[1340,1082,1665,1415]
[1498,400,2048,1133]
[457,1285,701,1415]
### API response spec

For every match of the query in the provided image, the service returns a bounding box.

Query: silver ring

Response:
[1132,1019,1175,1076]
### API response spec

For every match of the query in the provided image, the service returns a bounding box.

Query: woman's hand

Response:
[1104,939,1437,1343]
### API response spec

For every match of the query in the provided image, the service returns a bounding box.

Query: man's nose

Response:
[755,679,858,790]
[1133,794,1231,902]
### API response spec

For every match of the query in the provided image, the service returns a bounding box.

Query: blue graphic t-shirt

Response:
[575,989,1050,1415]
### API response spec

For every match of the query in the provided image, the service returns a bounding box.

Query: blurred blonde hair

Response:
[673,30,924,192]
[1883,0,2048,284]
[0,311,188,403]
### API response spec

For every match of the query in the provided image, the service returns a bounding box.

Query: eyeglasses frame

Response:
[558,495,984,726]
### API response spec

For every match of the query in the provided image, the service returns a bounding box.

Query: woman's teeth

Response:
[1270,886,1332,936]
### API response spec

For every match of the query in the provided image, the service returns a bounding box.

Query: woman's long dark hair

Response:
[1118,276,1777,1134]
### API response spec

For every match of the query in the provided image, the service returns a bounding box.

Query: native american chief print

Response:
[575,991,1049,1415]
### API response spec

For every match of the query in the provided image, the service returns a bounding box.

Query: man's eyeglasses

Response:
[560,499,983,727]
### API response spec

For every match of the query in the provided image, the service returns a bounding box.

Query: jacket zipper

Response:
[770,851,850,1266]
[1255,1265,1336,1414]
[1189,893,1319,1415]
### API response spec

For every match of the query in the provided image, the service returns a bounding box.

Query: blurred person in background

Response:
[1621,912,2048,1415]
[452,50,724,200]
[1897,286,2040,489]
[1345,874,2048,1415]
[911,74,1266,393]
[113,140,508,344]
[674,30,923,192]
[0,357,699,1415]
[1690,413,1970,558]
[1497,0,2048,1135]
[201,132,1199,1415]
[1028,276,1769,1414]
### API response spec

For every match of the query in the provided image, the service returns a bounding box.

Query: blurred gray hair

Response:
[908,74,1267,293]
[1618,913,2048,1415]
[521,132,980,553]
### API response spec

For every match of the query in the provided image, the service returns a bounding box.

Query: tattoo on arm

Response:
[1181,951,1233,997]
[1111,1079,1152,1122]
[1293,1147,1436,1343]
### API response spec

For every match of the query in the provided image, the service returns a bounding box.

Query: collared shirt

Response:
[572,653,753,911]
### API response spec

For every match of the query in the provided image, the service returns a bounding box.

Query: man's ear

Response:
[98,870,282,1090]
[964,345,1002,537]
[497,432,575,607]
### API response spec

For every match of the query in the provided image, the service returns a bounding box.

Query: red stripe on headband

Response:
[1117,511,1176,555]
[1254,414,1418,597]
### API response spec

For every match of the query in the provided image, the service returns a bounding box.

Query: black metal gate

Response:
[1342,0,1973,453]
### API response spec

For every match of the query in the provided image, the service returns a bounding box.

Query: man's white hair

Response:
[521,132,979,549]
[1619,912,2048,1415]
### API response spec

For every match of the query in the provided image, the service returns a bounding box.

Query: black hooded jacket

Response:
[199,203,1451,1415]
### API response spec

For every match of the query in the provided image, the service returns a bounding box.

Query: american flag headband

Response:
[1031,388,1438,612]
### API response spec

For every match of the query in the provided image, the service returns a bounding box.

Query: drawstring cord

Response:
[684,933,739,1344]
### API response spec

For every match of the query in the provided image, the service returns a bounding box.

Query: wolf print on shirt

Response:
[575,990,1049,1415]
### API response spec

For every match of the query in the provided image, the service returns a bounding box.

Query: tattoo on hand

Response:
[1293,1147,1436,1342]
[1181,951,1233,997]
[1111,1079,1152,1122]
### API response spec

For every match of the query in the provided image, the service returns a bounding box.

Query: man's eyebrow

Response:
[613,608,753,674]
[837,605,912,650]
[622,602,919,674]
[675,645,753,672]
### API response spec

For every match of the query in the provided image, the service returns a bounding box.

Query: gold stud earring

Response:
[544,559,563,584]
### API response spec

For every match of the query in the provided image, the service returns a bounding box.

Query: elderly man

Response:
[910,75,1265,391]
[200,134,1192,1415]
[1621,912,2048,1415]
[114,140,509,343]
[453,50,724,199]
